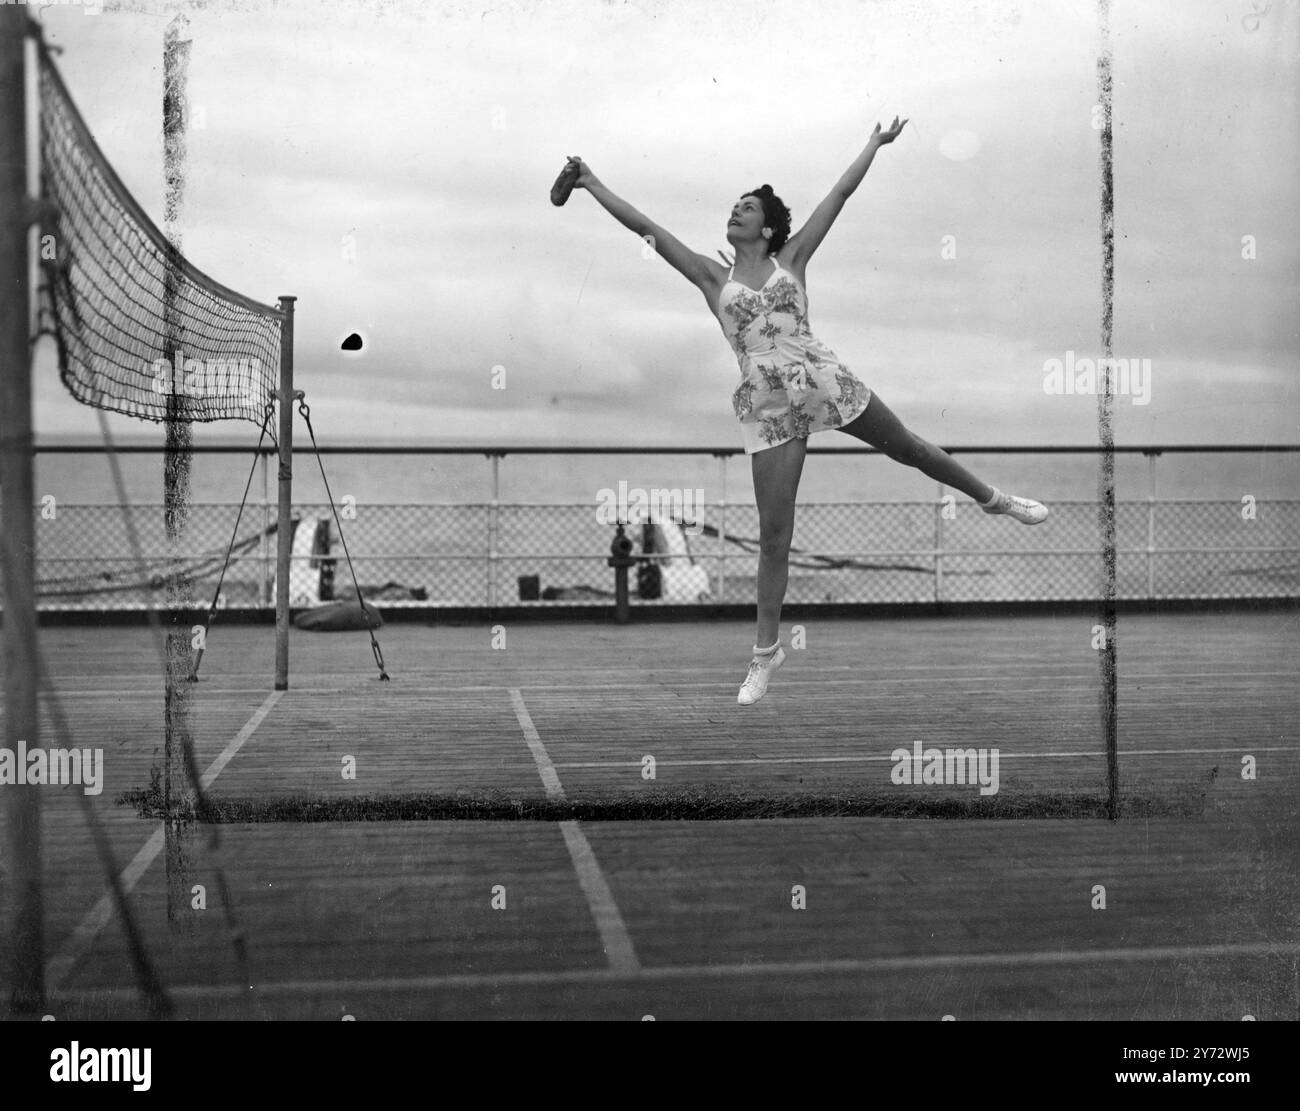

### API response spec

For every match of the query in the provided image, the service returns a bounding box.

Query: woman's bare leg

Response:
[838,393,994,503]
[751,436,807,647]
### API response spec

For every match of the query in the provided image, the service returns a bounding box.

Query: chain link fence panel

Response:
[8,453,1297,611]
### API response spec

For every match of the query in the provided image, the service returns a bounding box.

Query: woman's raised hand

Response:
[870,116,908,145]
[566,155,597,189]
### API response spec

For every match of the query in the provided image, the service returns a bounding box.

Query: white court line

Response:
[558,822,639,974]
[44,825,166,990]
[553,745,1299,770]
[509,688,639,974]
[199,692,284,791]
[44,690,283,991]
[70,939,1300,1002]
[509,688,564,801]
[36,669,1296,698]
[493,674,1297,695]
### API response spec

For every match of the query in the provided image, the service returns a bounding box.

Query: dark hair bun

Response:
[746,185,792,254]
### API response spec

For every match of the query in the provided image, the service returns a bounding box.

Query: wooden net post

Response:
[1,5,44,1013]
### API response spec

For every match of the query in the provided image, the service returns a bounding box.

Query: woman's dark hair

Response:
[745,184,792,254]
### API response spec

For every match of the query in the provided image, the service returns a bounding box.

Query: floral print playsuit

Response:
[715,257,871,453]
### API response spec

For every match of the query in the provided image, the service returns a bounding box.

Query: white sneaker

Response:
[738,643,785,705]
[980,487,1048,525]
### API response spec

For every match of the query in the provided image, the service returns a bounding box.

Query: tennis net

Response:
[36,43,283,425]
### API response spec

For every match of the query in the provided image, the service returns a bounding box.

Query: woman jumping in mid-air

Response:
[560,115,1047,705]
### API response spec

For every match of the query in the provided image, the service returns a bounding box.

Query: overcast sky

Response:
[29,0,1299,450]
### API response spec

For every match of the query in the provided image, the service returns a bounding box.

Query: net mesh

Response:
[37,47,281,425]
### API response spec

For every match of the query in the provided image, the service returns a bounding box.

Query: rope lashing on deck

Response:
[682,518,932,574]
[297,396,390,681]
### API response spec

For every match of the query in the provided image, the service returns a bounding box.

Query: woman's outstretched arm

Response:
[784,116,908,271]
[569,157,722,300]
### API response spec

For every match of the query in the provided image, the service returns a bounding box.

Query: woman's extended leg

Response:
[838,393,992,501]
[751,436,807,648]
[838,394,1048,522]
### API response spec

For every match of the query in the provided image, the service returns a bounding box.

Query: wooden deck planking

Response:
[197,689,544,798]
[23,612,1286,805]
[11,612,1298,818]
[32,814,1300,1021]
[4,611,1295,1019]
[51,824,608,1007]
